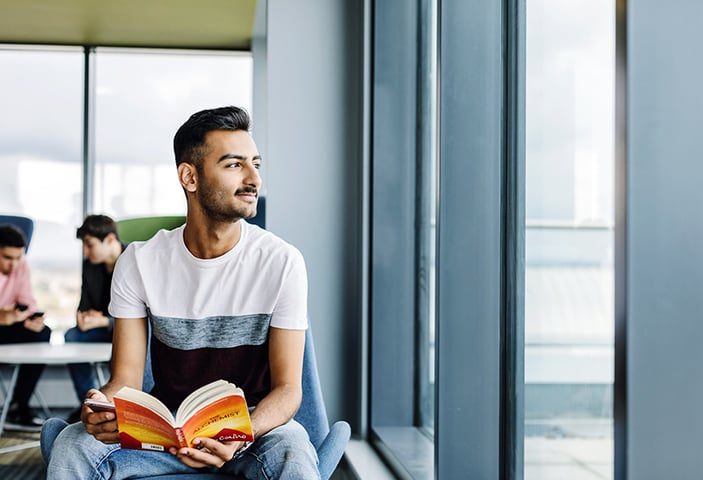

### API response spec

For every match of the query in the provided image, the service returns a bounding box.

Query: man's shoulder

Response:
[246,223,304,263]
[129,226,181,255]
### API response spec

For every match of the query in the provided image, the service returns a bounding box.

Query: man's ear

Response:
[104,232,117,243]
[178,163,198,193]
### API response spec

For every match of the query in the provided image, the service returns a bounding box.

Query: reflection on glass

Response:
[0,47,84,333]
[417,0,438,437]
[525,1,615,479]
[94,49,253,218]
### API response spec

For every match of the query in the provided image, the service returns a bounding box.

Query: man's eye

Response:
[226,162,241,168]
[254,164,261,170]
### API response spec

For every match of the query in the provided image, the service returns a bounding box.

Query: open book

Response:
[113,380,254,452]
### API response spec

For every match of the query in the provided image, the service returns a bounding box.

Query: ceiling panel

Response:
[0,0,256,49]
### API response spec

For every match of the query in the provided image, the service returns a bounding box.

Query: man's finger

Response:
[193,438,236,460]
[177,448,223,468]
[93,432,120,443]
[85,412,115,425]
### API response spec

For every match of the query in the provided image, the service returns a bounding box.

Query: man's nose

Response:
[244,164,262,187]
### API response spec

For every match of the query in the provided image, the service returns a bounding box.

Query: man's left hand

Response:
[170,438,246,469]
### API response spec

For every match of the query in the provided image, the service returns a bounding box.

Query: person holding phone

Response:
[0,224,50,431]
[63,215,125,423]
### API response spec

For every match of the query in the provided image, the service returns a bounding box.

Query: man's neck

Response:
[183,211,242,260]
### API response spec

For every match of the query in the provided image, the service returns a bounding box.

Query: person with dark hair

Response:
[63,215,125,423]
[48,106,320,479]
[0,224,50,431]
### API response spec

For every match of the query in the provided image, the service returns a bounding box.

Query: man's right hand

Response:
[0,306,30,326]
[82,389,119,444]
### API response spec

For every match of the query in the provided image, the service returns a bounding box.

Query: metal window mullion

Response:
[436,0,505,477]
[82,46,96,217]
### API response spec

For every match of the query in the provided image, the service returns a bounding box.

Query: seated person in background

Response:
[47,106,319,479]
[64,215,124,423]
[0,225,50,431]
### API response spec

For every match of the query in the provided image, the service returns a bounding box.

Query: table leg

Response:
[0,365,20,438]
[93,362,107,387]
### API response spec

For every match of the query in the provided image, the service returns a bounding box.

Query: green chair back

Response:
[116,216,186,244]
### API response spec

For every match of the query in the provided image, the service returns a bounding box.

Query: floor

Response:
[0,431,44,479]
[525,436,612,480]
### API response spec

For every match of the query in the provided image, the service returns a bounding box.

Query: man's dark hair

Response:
[0,225,27,249]
[76,215,119,242]
[173,106,251,168]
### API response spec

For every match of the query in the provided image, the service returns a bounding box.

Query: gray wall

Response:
[627,1,703,477]
[253,0,364,429]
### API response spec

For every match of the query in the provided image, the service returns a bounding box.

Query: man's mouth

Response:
[235,191,258,203]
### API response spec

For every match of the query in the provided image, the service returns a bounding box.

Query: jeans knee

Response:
[255,421,319,477]
[64,327,80,343]
[49,421,117,469]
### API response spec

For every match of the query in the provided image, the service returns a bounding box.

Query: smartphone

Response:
[15,303,28,312]
[83,398,116,413]
[27,311,45,320]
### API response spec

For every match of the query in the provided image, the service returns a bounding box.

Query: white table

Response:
[0,342,112,447]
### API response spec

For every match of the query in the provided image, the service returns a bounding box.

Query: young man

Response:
[64,215,124,423]
[47,107,319,479]
[0,224,50,431]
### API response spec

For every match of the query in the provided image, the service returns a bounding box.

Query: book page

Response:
[176,379,231,422]
[114,386,174,425]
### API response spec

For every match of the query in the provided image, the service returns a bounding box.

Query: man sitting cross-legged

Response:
[46,106,319,479]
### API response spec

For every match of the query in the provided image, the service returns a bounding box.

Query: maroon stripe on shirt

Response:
[148,335,271,411]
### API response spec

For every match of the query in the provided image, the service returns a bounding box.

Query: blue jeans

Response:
[46,419,320,479]
[64,327,113,401]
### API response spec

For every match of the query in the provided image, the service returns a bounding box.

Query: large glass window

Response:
[525,1,615,478]
[0,46,253,335]
[94,49,253,218]
[0,47,84,335]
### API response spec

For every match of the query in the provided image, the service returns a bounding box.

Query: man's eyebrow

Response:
[217,154,263,163]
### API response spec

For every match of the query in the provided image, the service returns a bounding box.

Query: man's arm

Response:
[76,264,111,331]
[174,327,306,470]
[81,317,148,443]
[249,327,305,439]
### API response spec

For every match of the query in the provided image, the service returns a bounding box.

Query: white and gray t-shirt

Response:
[109,220,308,409]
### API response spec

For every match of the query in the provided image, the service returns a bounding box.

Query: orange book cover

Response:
[113,380,253,452]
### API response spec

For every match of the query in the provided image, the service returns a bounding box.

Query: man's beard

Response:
[197,179,257,223]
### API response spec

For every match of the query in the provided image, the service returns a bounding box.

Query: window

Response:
[524,1,615,478]
[0,47,84,336]
[0,46,253,334]
[369,0,437,477]
[94,49,253,218]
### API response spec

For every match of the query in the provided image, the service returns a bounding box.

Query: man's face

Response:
[195,130,262,222]
[0,246,24,275]
[82,234,113,264]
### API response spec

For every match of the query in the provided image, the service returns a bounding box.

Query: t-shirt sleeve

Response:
[270,247,308,330]
[15,260,38,312]
[108,244,148,319]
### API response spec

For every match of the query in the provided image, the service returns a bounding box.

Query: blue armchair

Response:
[0,214,34,252]
[41,326,350,479]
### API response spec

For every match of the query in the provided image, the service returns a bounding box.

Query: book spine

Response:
[175,427,187,448]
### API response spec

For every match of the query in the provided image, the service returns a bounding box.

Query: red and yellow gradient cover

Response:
[114,394,253,452]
